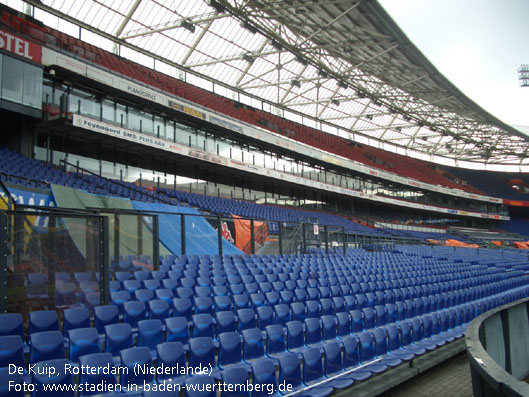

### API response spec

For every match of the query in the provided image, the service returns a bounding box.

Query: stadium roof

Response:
[25,0,529,167]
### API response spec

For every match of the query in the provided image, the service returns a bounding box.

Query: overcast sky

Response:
[379,0,529,128]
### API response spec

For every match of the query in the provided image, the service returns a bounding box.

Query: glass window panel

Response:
[102,99,115,123]
[22,62,42,109]
[2,55,23,103]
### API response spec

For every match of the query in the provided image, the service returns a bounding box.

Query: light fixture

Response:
[331,99,340,106]
[291,79,301,88]
[181,20,195,33]
[271,40,283,51]
[337,81,348,89]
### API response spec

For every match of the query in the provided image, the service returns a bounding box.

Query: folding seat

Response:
[213,276,226,286]
[350,310,364,333]
[29,331,65,364]
[188,336,218,376]
[180,278,196,289]
[304,318,324,349]
[134,271,151,283]
[0,366,24,397]
[320,298,334,316]
[413,297,424,316]
[385,324,415,360]
[194,296,213,315]
[216,311,236,336]
[156,341,186,383]
[410,318,437,351]
[31,359,74,397]
[321,315,338,343]
[355,294,367,310]
[137,319,164,354]
[297,279,308,289]
[192,314,215,339]
[62,307,90,337]
[165,317,190,347]
[237,308,256,332]
[330,285,341,297]
[242,328,265,363]
[357,332,388,374]
[273,281,285,292]
[322,340,354,389]
[257,306,274,331]
[371,328,402,367]
[212,296,231,313]
[284,320,306,357]
[266,291,280,306]
[274,304,291,326]
[176,287,193,299]
[318,287,331,299]
[265,324,290,361]
[109,291,131,315]
[196,278,211,288]
[393,289,403,302]
[306,288,319,301]
[361,307,376,330]
[250,293,266,308]
[384,290,395,304]
[148,299,170,320]
[395,301,406,321]
[308,279,319,288]
[213,285,229,297]
[306,300,320,319]
[332,297,345,314]
[109,280,121,292]
[0,335,25,369]
[233,294,250,309]
[344,295,356,312]
[173,298,193,323]
[123,300,147,328]
[194,286,211,298]
[68,327,101,364]
[291,302,306,322]
[29,310,59,335]
[167,270,182,280]
[151,270,167,282]
[340,284,351,296]
[301,348,335,396]
[155,288,175,305]
[185,374,216,397]
[120,347,154,388]
[385,303,397,324]
[285,280,297,291]
[341,335,372,381]
[398,320,426,355]
[124,279,142,294]
[104,323,133,358]
[294,289,307,302]
[134,288,154,303]
[251,359,278,397]
[350,284,361,295]
[94,305,119,335]
[280,290,295,304]
[115,271,131,285]
[336,312,351,339]
[421,314,447,346]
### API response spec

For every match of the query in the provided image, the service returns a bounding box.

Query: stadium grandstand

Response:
[0,0,528,396]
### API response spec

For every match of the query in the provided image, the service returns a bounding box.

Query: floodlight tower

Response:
[518,64,529,86]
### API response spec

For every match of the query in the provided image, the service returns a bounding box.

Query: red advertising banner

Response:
[0,28,42,63]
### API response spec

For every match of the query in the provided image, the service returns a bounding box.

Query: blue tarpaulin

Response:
[132,201,242,256]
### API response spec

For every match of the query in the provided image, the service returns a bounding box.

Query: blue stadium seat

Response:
[237,309,256,332]
[242,328,265,363]
[173,298,193,323]
[148,299,171,320]
[123,300,147,328]
[31,359,74,397]
[301,348,334,397]
[218,331,247,370]
[29,310,59,335]
[68,327,101,364]
[221,366,250,397]
[94,305,119,335]
[29,331,65,364]
[120,347,154,389]
[323,341,354,389]
[165,317,190,347]
[62,307,90,337]
[156,342,186,383]
[104,323,133,357]
[0,335,25,369]
[137,319,164,354]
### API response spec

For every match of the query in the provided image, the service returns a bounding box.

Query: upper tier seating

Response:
[0,10,483,195]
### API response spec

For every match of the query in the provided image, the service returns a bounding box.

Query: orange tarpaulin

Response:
[232,215,269,255]
[445,239,479,248]
[514,241,529,249]
[490,241,502,246]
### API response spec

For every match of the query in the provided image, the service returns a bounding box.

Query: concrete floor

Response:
[383,352,473,397]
